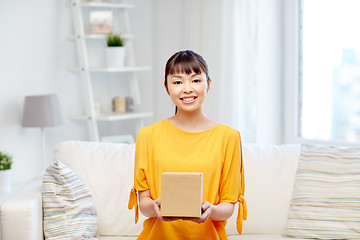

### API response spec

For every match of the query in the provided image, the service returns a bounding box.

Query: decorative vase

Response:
[0,169,12,192]
[105,46,125,68]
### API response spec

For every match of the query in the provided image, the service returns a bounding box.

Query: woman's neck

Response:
[169,109,217,132]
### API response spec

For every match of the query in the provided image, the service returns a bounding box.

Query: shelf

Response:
[70,0,151,141]
[69,66,152,72]
[71,111,153,121]
[81,2,135,9]
[68,34,135,40]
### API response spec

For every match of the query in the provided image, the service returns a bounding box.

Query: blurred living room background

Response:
[1,0,360,186]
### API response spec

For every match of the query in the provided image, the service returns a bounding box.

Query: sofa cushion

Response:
[53,141,302,237]
[97,235,305,240]
[42,160,97,239]
[226,144,301,235]
[53,141,146,236]
[284,144,360,239]
[228,235,307,240]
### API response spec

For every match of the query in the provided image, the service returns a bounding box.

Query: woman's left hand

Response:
[183,201,213,224]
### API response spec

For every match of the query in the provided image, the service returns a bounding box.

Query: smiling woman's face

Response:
[166,71,209,113]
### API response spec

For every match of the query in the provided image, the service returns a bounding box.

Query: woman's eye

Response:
[193,79,201,83]
[174,81,182,84]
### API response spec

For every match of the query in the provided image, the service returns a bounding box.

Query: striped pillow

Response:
[42,161,98,239]
[283,144,360,240]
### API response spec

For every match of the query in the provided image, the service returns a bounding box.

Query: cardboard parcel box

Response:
[161,172,203,217]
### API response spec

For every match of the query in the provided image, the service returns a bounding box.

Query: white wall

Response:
[0,0,153,184]
[0,0,77,184]
[151,0,283,144]
[152,0,187,120]
[0,0,283,185]
[255,0,282,144]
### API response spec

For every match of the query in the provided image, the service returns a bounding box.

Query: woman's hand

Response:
[153,198,181,222]
[198,201,213,223]
[139,190,234,223]
[139,191,179,222]
[155,200,214,223]
[184,201,235,223]
[183,201,213,223]
[152,198,162,219]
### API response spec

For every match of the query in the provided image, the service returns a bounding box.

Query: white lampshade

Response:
[22,94,63,127]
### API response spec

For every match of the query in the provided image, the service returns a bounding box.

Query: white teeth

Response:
[183,97,194,102]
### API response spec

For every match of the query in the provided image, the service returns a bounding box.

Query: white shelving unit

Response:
[69,0,152,142]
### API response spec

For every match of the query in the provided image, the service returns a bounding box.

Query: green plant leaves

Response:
[0,151,13,170]
[107,34,124,47]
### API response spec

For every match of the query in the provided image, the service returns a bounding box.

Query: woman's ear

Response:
[164,81,170,95]
[207,78,212,93]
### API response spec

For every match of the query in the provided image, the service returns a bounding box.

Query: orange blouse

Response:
[128,119,246,239]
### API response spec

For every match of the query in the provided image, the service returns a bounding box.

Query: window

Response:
[284,0,360,144]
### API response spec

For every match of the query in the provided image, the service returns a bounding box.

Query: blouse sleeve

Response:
[128,128,150,224]
[219,131,247,234]
[134,128,150,191]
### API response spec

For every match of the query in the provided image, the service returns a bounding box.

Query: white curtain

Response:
[183,0,260,143]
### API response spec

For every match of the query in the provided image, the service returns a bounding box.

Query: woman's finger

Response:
[153,198,164,220]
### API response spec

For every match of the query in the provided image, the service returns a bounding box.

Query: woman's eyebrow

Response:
[191,73,201,77]
[170,75,183,79]
[171,73,201,79]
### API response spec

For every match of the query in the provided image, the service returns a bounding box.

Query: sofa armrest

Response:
[0,175,43,240]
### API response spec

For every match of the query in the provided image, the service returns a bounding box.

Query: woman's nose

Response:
[183,82,193,93]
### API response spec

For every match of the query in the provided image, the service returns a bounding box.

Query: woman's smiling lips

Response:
[180,96,197,104]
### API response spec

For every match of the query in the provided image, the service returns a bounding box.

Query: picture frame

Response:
[90,10,113,34]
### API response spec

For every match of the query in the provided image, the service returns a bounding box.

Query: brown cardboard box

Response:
[161,172,203,217]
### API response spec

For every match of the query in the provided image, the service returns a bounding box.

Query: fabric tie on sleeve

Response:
[128,186,139,224]
[236,195,247,234]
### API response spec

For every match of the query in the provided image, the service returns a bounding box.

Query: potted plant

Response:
[0,151,13,192]
[105,34,126,68]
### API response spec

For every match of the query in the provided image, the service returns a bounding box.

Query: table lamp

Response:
[22,94,63,170]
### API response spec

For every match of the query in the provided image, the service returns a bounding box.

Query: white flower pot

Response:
[0,169,12,192]
[105,46,125,68]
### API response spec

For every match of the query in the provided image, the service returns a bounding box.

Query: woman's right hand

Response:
[153,198,180,222]
[153,198,162,219]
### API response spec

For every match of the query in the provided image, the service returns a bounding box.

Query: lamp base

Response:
[41,127,47,171]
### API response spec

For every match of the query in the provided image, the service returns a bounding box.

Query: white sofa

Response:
[0,141,307,240]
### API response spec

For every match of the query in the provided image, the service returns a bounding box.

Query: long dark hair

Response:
[164,50,210,114]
